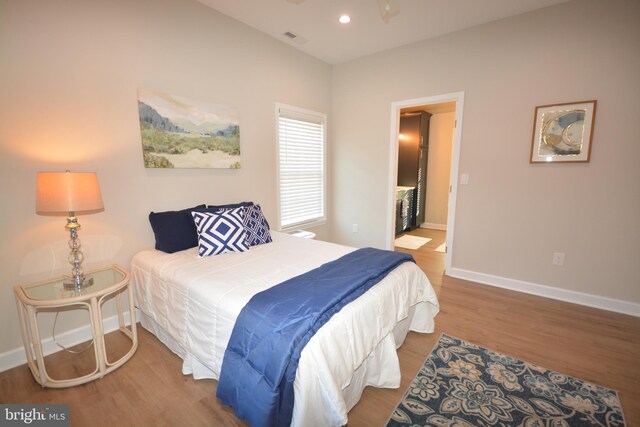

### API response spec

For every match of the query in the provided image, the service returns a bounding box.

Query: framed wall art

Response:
[138,88,241,169]
[530,100,596,163]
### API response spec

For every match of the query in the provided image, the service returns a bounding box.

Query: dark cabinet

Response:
[397,111,431,232]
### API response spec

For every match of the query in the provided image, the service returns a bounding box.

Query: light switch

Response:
[460,173,469,185]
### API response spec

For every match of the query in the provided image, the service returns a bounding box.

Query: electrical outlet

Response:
[552,252,565,266]
[352,224,358,233]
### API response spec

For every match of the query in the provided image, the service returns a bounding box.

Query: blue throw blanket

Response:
[216,247,415,427]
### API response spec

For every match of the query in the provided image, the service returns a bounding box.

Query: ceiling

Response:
[197,0,569,64]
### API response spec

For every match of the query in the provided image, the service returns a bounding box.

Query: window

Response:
[276,104,326,231]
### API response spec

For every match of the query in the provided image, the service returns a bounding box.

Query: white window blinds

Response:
[277,105,326,230]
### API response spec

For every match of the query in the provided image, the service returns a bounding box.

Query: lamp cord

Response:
[52,312,94,354]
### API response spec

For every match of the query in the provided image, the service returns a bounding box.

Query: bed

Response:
[130,230,439,426]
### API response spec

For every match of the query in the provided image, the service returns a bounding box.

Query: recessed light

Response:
[339,15,351,24]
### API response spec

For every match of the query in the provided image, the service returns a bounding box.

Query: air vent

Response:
[282,31,309,45]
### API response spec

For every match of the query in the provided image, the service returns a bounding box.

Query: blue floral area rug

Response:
[388,334,626,427]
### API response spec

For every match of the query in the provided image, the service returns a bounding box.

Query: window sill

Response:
[288,230,316,239]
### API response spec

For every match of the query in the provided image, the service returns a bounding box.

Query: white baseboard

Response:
[449,268,640,317]
[0,309,140,374]
[420,222,447,231]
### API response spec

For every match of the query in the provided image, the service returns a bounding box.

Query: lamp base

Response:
[63,275,94,290]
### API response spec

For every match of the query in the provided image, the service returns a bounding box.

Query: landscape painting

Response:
[138,89,240,168]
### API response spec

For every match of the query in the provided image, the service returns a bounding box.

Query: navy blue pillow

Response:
[149,204,206,253]
[243,204,272,246]
[206,201,253,210]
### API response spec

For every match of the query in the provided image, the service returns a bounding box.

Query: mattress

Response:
[130,231,439,426]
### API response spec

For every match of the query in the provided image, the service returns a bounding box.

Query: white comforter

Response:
[130,231,439,426]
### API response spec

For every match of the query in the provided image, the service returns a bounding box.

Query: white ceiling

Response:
[197,0,569,64]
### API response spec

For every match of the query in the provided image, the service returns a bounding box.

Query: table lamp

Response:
[36,171,104,289]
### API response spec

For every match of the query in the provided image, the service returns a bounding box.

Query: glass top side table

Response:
[14,264,138,388]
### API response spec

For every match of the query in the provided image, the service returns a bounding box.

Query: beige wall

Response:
[331,0,640,303]
[0,0,331,354]
[424,112,454,228]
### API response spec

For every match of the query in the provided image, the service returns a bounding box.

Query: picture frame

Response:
[138,88,241,169]
[530,100,596,163]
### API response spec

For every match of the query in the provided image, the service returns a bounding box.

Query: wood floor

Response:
[2,228,639,426]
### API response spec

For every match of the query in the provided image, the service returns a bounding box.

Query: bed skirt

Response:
[138,304,424,426]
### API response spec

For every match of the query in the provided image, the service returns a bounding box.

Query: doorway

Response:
[386,92,464,275]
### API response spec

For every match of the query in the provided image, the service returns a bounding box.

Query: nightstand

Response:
[14,265,138,388]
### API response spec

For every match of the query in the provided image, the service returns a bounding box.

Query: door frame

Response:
[385,91,465,274]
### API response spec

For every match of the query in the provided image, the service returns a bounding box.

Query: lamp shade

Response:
[36,171,104,214]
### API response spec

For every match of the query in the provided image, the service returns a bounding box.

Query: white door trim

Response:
[386,91,465,274]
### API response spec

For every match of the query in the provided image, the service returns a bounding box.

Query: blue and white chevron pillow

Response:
[244,204,272,247]
[191,208,249,257]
